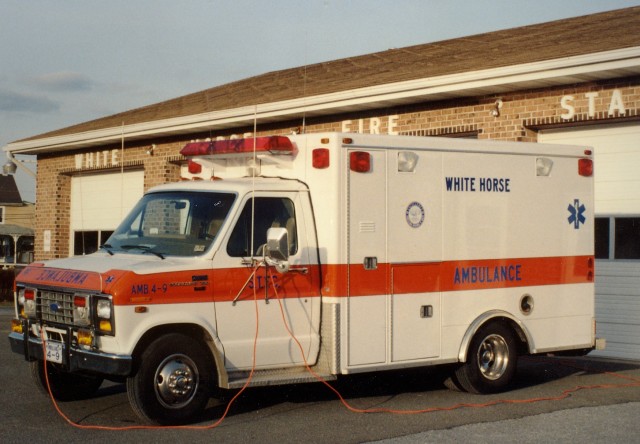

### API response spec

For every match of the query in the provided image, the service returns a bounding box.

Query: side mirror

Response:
[266,227,289,272]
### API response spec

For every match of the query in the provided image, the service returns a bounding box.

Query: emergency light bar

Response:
[180,136,296,157]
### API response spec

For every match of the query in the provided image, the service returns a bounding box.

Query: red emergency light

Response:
[188,159,202,174]
[350,151,371,173]
[312,148,330,169]
[578,158,593,177]
[180,136,296,157]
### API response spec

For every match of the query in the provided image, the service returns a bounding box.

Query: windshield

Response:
[104,191,236,257]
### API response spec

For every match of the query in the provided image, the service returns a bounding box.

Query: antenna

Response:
[300,25,309,134]
[250,106,257,261]
[301,63,307,133]
[120,122,125,220]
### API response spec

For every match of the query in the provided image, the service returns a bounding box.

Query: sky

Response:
[2,0,640,203]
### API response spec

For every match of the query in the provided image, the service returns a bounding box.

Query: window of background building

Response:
[595,216,640,260]
[74,230,114,256]
[0,207,4,224]
[615,218,640,259]
[0,235,14,262]
[595,218,610,259]
[16,236,34,264]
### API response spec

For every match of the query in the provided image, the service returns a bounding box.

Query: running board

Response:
[227,367,336,389]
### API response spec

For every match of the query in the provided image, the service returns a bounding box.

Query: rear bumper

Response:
[8,324,132,377]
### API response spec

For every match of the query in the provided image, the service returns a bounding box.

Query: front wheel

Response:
[451,322,518,394]
[126,333,215,425]
[30,360,103,401]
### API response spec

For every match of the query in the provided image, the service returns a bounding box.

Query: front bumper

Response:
[8,322,132,377]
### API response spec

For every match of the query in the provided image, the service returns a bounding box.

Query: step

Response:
[227,366,336,389]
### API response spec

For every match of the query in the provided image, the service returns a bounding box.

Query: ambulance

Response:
[9,132,600,424]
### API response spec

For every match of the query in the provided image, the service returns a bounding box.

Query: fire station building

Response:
[4,7,640,359]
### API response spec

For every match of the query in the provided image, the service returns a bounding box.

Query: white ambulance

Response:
[9,132,600,424]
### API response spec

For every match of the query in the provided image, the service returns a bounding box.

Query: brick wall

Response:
[33,79,640,260]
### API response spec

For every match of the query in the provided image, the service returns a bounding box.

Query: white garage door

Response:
[540,124,640,360]
[71,170,144,255]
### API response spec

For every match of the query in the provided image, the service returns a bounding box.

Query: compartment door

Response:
[347,149,388,366]
[388,150,442,362]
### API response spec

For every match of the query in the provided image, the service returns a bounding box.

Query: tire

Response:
[451,322,518,394]
[126,333,214,425]
[30,360,103,401]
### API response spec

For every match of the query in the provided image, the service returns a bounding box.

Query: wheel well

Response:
[494,317,529,355]
[460,315,530,362]
[130,323,222,375]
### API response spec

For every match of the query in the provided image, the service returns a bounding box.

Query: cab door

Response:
[212,191,321,371]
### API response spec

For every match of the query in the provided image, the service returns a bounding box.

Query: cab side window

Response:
[227,197,297,257]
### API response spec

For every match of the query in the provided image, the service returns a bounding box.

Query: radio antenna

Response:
[250,106,257,261]
[301,27,309,134]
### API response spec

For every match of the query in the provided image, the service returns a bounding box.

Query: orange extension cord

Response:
[40,262,640,430]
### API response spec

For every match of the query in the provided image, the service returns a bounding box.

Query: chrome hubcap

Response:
[155,354,199,408]
[477,334,509,380]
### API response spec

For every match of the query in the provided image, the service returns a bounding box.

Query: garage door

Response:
[71,170,144,256]
[540,124,640,360]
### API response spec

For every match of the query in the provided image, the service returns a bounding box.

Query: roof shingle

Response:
[0,175,23,204]
[19,7,640,142]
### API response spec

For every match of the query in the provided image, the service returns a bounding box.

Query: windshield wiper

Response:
[119,244,165,260]
[99,244,114,255]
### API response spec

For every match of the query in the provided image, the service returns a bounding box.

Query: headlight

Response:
[95,297,114,335]
[96,299,112,319]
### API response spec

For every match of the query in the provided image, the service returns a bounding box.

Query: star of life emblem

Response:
[567,199,586,229]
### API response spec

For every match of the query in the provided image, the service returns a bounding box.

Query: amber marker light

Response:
[99,320,113,332]
[10,319,23,334]
[77,329,93,346]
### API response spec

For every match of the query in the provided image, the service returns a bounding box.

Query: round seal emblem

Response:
[405,201,425,228]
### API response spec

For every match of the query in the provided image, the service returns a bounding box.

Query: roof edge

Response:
[5,46,640,155]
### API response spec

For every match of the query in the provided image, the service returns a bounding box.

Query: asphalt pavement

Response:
[372,402,640,443]
[3,304,640,443]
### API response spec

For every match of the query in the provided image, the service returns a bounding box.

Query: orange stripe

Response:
[16,256,593,306]
[389,256,594,294]
[323,256,594,296]
[16,263,103,291]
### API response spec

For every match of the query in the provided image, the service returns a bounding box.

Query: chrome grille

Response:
[38,290,74,324]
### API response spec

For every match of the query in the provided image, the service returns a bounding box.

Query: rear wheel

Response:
[126,333,214,425]
[451,322,518,394]
[30,360,103,401]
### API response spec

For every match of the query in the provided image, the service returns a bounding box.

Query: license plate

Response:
[45,341,64,364]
